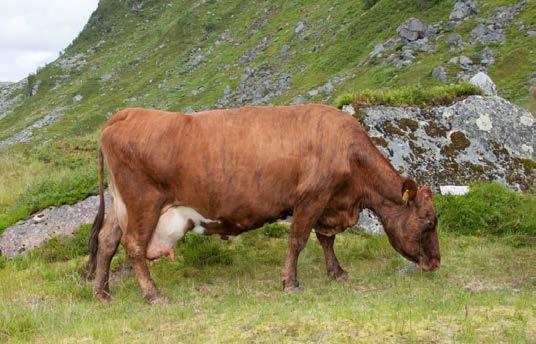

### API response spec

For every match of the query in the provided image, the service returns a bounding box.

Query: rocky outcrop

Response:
[471,0,527,44]
[0,108,63,148]
[0,193,111,258]
[0,80,25,120]
[216,64,291,107]
[344,96,535,192]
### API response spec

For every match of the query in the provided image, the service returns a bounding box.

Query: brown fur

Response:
[88,104,440,302]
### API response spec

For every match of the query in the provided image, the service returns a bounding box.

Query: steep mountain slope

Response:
[0,0,534,230]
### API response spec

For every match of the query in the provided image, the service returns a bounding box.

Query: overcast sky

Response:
[0,0,99,82]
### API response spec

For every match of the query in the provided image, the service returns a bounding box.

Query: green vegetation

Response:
[335,82,482,108]
[435,182,536,236]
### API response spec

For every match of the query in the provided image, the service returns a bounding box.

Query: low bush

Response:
[335,82,482,109]
[434,182,536,236]
[178,234,233,267]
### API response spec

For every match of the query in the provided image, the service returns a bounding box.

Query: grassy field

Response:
[0,184,535,343]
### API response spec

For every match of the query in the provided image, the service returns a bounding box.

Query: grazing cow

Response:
[86,104,440,303]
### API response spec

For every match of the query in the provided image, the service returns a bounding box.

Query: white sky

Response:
[0,0,99,82]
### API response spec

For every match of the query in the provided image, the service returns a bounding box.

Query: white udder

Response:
[146,206,218,260]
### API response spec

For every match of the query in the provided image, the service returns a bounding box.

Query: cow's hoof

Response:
[148,294,169,305]
[95,291,112,303]
[284,286,304,293]
[334,270,349,282]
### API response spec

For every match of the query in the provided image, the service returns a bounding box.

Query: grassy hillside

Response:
[0,0,534,228]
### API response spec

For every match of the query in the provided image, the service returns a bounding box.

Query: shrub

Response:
[363,0,379,10]
[335,82,482,109]
[30,224,91,263]
[178,234,232,267]
[434,182,536,236]
[259,222,290,238]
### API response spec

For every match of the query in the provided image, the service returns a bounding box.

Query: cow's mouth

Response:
[418,257,440,272]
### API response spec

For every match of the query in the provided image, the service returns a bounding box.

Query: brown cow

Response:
[86,104,440,303]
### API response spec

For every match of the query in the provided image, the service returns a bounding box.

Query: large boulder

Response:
[469,72,497,96]
[344,96,535,191]
[396,18,430,42]
[449,0,478,23]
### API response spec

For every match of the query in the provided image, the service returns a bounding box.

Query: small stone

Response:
[280,44,291,54]
[527,30,536,37]
[440,185,470,195]
[446,33,463,46]
[449,0,478,23]
[459,55,473,66]
[469,72,497,96]
[342,104,355,115]
[73,94,83,102]
[397,18,429,42]
[432,66,448,83]
[295,21,306,34]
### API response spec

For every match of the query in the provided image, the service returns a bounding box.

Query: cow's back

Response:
[101,105,360,224]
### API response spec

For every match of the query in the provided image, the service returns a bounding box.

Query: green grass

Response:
[0,230,534,343]
[435,182,536,236]
[335,82,483,108]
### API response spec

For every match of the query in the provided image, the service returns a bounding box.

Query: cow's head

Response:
[383,179,441,272]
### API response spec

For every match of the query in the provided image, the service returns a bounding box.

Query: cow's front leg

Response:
[282,194,329,292]
[315,232,348,281]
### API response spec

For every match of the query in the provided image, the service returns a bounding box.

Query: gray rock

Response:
[100,73,113,82]
[459,55,473,68]
[527,30,536,37]
[29,79,41,97]
[359,96,534,191]
[480,47,495,66]
[432,66,448,83]
[406,37,437,52]
[469,72,497,96]
[239,36,270,65]
[73,94,83,102]
[0,79,25,120]
[397,18,429,42]
[295,21,306,34]
[446,33,463,47]
[0,193,111,258]
[471,0,527,44]
[449,0,478,23]
[280,44,291,54]
[355,209,384,235]
[216,64,291,107]
[0,108,63,148]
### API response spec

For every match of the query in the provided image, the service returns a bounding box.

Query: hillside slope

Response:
[0,0,534,230]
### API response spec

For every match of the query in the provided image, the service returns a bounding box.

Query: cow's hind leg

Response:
[122,200,167,304]
[93,209,122,302]
[315,233,348,281]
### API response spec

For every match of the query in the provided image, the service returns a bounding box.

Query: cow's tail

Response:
[86,147,105,280]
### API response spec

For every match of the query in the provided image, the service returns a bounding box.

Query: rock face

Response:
[0,193,111,258]
[469,72,497,96]
[0,80,25,120]
[344,96,535,192]
[346,95,534,234]
[0,108,63,148]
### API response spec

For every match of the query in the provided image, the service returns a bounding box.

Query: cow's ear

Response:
[401,178,418,205]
